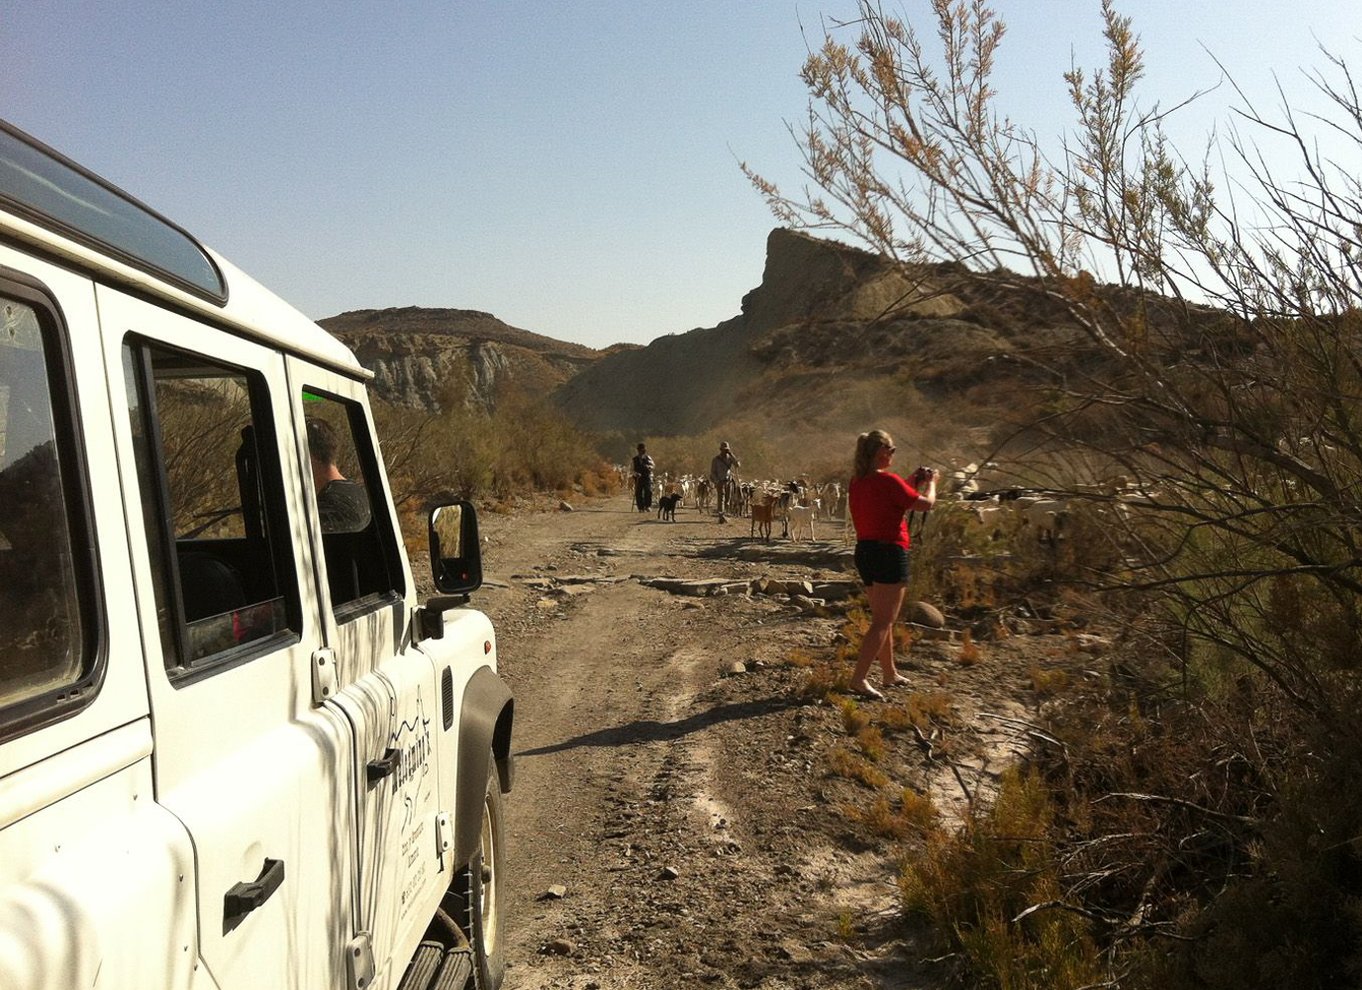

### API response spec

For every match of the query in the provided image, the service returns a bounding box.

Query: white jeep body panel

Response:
[0,119,511,990]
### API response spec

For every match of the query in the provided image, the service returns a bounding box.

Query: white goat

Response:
[786,503,816,541]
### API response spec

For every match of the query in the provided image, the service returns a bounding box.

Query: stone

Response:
[722,660,747,676]
[811,580,858,600]
[538,884,568,900]
[558,500,573,511]
[541,938,575,956]
[907,600,946,628]
[657,866,680,881]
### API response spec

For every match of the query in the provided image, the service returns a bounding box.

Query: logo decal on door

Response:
[389,692,433,797]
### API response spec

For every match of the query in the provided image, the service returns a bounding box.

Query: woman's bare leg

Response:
[851,581,907,696]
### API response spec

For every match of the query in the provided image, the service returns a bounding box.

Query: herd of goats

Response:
[618,463,1081,544]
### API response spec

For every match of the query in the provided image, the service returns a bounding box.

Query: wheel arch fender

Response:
[454,665,514,868]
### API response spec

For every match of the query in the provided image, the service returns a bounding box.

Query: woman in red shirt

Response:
[847,429,937,699]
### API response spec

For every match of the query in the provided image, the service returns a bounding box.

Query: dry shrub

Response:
[1029,664,1070,696]
[957,629,983,666]
[801,660,851,702]
[578,461,626,497]
[855,726,886,762]
[899,767,1103,988]
[900,788,937,833]
[878,691,957,736]
[846,788,939,841]
[839,698,871,735]
[785,649,816,668]
[878,702,917,733]
[905,690,955,730]
[827,746,889,788]
[891,661,1362,989]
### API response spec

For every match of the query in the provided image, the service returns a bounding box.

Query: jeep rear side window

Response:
[302,391,404,613]
[124,342,298,672]
[0,293,95,725]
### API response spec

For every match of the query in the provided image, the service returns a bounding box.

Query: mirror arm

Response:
[414,594,470,641]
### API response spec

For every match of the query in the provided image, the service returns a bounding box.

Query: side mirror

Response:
[428,499,482,596]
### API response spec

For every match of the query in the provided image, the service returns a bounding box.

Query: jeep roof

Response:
[0,119,366,378]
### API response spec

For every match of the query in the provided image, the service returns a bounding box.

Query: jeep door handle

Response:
[366,747,400,784]
[223,858,286,933]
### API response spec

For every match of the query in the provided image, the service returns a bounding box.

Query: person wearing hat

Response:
[631,442,655,513]
[709,441,740,516]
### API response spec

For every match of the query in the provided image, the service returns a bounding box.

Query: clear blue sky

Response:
[6,2,1358,349]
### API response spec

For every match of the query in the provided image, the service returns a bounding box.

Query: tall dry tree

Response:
[747,0,1362,723]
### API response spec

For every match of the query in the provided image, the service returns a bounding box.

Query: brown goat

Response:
[750,498,775,541]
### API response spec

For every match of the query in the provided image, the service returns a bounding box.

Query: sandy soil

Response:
[470,493,1094,990]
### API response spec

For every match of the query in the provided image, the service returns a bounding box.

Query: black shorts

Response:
[854,540,910,586]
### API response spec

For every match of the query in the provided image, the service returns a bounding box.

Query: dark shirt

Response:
[317,478,371,533]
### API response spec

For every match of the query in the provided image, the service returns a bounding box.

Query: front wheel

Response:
[455,756,505,989]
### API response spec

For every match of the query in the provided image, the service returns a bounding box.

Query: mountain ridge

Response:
[318,228,1098,472]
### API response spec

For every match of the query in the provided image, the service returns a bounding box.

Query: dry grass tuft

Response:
[855,726,886,762]
[956,629,983,666]
[844,788,938,840]
[827,746,890,788]
[1029,664,1071,696]
[800,661,850,702]
[907,690,956,728]
[839,697,871,734]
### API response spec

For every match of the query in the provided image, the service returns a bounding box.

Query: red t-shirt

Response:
[849,471,920,548]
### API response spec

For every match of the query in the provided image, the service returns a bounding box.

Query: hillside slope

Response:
[318,229,1120,475]
[320,306,604,409]
[552,228,1046,470]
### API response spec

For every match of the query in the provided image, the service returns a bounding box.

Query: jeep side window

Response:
[124,341,298,671]
[302,391,403,612]
[0,292,95,725]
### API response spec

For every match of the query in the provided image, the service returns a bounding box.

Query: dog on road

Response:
[657,492,682,522]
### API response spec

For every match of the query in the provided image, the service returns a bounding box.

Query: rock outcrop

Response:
[320,307,599,410]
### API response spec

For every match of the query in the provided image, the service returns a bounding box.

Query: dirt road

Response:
[472,493,1072,989]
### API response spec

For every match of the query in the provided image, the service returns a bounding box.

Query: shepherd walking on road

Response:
[632,442,655,513]
[709,441,740,517]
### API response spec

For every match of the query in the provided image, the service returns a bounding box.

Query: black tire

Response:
[457,756,505,990]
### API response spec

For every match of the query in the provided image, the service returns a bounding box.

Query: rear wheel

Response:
[455,756,505,989]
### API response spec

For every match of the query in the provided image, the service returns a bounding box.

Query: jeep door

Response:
[0,260,198,990]
[106,289,358,989]
[286,359,447,988]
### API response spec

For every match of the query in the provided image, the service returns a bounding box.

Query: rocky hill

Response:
[319,229,1113,475]
[319,306,606,410]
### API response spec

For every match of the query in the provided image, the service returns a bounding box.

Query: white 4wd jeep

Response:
[0,120,513,990]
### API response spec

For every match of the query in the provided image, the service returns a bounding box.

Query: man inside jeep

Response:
[305,417,371,534]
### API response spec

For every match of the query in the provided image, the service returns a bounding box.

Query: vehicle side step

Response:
[396,942,442,990]
[396,940,474,990]
[432,947,473,990]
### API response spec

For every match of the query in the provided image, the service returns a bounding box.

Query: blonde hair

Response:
[853,429,894,479]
